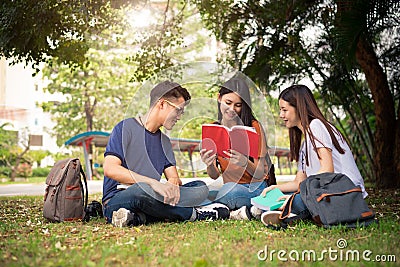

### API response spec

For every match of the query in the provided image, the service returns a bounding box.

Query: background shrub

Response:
[0,166,12,178]
[32,167,51,177]
[16,163,32,178]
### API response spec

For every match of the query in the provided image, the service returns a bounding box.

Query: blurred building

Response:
[0,57,61,166]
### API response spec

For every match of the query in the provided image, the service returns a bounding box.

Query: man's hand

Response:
[151,182,180,206]
[167,177,182,186]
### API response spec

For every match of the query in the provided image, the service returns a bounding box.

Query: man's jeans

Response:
[103,180,208,223]
[207,181,268,210]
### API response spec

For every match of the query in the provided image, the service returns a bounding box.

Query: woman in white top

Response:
[260,84,367,225]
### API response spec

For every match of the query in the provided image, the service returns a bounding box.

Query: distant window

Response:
[29,135,43,146]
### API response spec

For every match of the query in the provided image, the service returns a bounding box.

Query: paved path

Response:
[0,176,294,197]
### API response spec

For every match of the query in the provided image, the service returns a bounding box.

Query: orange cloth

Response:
[217,120,268,184]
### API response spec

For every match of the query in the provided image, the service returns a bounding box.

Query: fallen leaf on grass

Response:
[55,241,66,251]
[132,227,142,233]
[42,228,50,236]
[124,237,136,245]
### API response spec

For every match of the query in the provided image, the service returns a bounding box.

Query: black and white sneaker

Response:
[230,206,251,220]
[112,208,146,227]
[195,203,230,221]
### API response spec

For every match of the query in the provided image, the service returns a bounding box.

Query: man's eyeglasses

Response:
[163,99,185,115]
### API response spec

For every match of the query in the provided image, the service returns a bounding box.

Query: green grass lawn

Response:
[0,191,399,267]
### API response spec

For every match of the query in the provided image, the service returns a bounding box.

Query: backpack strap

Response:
[275,188,311,229]
[316,188,362,202]
[279,189,299,220]
[79,165,89,222]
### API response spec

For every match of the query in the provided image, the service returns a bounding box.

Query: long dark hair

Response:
[217,77,256,127]
[279,85,345,165]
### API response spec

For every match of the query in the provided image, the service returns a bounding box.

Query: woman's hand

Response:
[223,149,248,167]
[200,149,217,167]
[277,195,291,211]
[261,185,277,197]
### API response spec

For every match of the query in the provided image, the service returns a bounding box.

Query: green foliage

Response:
[40,9,137,145]
[32,167,51,178]
[94,167,104,177]
[0,166,11,178]
[0,123,21,169]
[126,1,210,83]
[0,0,135,71]
[26,150,50,166]
[195,0,322,86]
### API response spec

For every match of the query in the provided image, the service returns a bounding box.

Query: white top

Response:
[298,119,367,198]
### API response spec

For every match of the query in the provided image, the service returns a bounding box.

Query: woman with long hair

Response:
[200,76,274,220]
[260,84,367,226]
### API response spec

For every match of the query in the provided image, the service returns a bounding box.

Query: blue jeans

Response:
[289,193,310,218]
[208,181,268,210]
[103,180,208,224]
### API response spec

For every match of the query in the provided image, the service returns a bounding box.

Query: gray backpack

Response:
[43,158,88,222]
[280,172,376,228]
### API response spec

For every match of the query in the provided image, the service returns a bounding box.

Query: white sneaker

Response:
[250,206,263,220]
[229,206,251,220]
[112,208,133,227]
[261,211,296,226]
[111,208,145,227]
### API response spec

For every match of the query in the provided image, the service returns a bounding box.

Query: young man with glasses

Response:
[102,80,229,227]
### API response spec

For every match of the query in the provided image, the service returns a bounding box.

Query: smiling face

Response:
[279,98,302,130]
[162,96,186,130]
[218,92,242,124]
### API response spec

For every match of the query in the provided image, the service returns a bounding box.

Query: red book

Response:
[201,124,259,158]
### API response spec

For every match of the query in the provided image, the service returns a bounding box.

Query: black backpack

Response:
[280,172,376,228]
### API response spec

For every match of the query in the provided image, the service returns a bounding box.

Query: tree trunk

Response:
[355,36,398,188]
[395,104,400,188]
[10,145,30,181]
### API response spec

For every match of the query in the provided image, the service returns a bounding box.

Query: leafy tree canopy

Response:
[0,0,135,70]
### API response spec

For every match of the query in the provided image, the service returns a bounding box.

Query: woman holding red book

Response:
[200,75,275,220]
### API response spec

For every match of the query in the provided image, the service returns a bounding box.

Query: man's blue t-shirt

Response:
[102,118,176,202]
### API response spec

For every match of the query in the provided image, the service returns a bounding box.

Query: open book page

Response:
[201,124,259,158]
[201,124,230,157]
[229,125,259,158]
